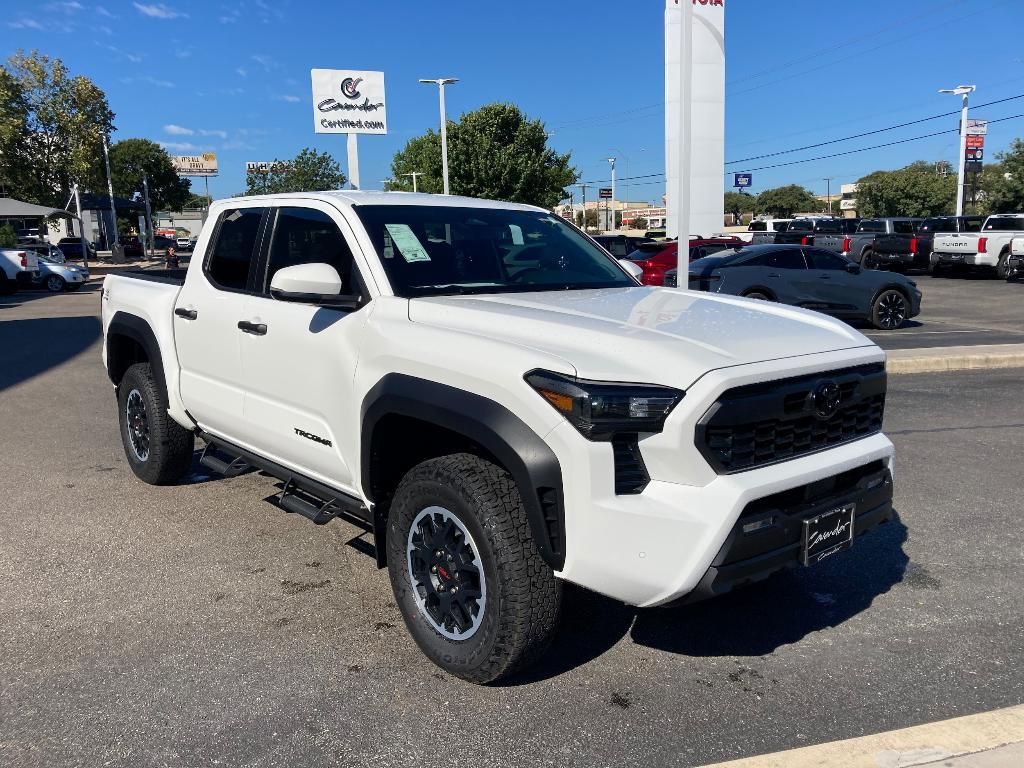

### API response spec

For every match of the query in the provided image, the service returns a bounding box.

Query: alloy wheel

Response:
[125,388,151,461]
[877,291,907,330]
[406,506,487,640]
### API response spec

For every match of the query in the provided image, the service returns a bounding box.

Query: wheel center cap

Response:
[436,564,452,582]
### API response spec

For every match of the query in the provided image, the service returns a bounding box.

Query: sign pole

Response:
[347,133,360,189]
[676,0,694,281]
[102,137,120,253]
[73,183,89,272]
[142,174,155,259]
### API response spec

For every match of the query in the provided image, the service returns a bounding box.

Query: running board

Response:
[195,432,382,564]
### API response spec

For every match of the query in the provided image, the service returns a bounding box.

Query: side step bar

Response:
[195,431,386,567]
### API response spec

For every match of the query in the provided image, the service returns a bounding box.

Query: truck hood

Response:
[408,287,876,387]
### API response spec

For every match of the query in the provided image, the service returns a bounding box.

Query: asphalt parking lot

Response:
[864,273,1024,350]
[1,286,1022,768]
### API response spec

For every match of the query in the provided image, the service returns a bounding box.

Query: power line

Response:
[725,93,1024,166]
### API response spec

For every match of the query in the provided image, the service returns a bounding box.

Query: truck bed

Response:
[109,268,187,286]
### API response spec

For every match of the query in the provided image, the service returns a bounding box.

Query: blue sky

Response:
[3,0,1024,205]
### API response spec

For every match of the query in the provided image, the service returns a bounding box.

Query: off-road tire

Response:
[386,453,561,684]
[861,250,878,269]
[117,362,193,485]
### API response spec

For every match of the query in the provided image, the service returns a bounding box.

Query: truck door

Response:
[173,206,267,440]
[235,203,367,492]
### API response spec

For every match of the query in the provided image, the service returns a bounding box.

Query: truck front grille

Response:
[697,364,886,474]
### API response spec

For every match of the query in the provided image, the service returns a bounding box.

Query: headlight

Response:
[525,370,683,441]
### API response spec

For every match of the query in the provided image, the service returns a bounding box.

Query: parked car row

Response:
[661,244,921,330]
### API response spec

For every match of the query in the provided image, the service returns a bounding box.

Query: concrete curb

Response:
[887,343,1024,374]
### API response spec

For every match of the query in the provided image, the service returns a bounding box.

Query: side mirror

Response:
[270,263,362,309]
[618,259,644,281]
[846,263,861,274]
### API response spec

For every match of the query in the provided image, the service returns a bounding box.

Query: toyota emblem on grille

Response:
[813,381,842,419]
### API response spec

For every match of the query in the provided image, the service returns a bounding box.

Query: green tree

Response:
[977,138,1024,214]
[0,50,114,206]
[632,216,649,231]
[109,138,190,211]
[390,103,577,208]
[0,223,17,247]
[244,148,346,195]
[584,209,598,230]
[184,193,212,208]
[755,185,818,217]
[724,191,754,221]
[855,161,956,218]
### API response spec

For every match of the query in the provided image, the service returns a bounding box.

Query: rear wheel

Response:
[861,250,878,269]
[387,453,561,684]
[871,289,908,330]
[995,250,1010,279]
[117,362,193,484]
[742,290,772,301]
[0,274,15,296]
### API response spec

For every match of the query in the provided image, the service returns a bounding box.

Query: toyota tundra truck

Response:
[100,192,895,683]
[931,213,1024,277]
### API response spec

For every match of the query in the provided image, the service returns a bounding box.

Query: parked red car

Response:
[625,237,745,285]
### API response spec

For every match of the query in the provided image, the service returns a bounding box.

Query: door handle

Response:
[767,272,781,278]
[174,307,198,320]
[237,320,268,336]
[818,274,831,279]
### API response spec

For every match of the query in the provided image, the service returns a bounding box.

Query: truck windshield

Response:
[353,205,636,297]
[984,217,1024,231]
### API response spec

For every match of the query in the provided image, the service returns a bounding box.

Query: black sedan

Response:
[663,244,922,330]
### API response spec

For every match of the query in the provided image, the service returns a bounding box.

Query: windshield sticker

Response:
[383,231,394,259]
[384,223,431,262]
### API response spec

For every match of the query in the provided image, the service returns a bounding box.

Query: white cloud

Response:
[121,75,175,88]
[7,18,44,29]
[159,141,199,152]
[164,124,194,135]
[236,67,247,77]
[100,43,142,62]
[250,54,276,72]
[164,125,227,139]
[278,95,300,103]
[96,5,116,17]
[133,3,188,19]
[198,129,228,139]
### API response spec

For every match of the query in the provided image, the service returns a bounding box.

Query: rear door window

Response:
[807,249,850,270]
[206,207,266,292]
[263,207,356,294]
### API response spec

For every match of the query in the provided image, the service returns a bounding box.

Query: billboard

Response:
[311,69,387,135]
[246,161,291,174]
[734,173,752,189]
[171,153,218,177]
[965,119,988,136]
[665,0,726,239]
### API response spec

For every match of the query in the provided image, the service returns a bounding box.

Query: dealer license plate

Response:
[802,504,855,566]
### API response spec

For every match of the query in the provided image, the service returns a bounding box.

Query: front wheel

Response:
[861,250,878,269]
[117,362,194,484]
[45,274,66,292]
[871,289,908,330]
[386,453,561,684]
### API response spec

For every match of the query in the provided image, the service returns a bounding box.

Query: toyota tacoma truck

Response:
[101,192,895,683]
[931,213,1024,278]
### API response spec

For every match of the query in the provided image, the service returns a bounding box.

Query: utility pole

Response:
[73,183,89,272]
[939,84,975,217]
[606,157,617,231]
[141,174,155,259]
[420,78,459,194]
[823,178,833,215]
[102,136,119,254]
[403,171,424,193]
[575,183,589,231]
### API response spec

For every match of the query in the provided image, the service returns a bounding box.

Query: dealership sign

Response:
[311,69,387,135]
[734,173,752,188]
[246,161,292,174]
[965,119,988,136]
[171,153,218,177]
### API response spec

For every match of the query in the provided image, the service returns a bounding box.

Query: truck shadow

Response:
[503,512,909,685]
[0,315,102,392]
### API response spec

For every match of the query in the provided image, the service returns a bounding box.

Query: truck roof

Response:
[210,190,548,213]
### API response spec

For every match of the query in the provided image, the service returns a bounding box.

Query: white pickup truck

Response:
[101,191,895,682]
[931,213,1024,277]
[0,247,40,295]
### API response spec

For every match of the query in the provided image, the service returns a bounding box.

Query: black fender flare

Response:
[106,311,167,398]
[361,374,565,570]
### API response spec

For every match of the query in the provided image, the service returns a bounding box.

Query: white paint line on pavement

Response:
[698,704,1024,768]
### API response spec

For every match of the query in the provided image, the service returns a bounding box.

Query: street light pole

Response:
[939,84,975,217]
[404,171,424,193]
[605,157,617,231]
[142,174,155,259]
[420,78,459,194]
[823,177,833,215]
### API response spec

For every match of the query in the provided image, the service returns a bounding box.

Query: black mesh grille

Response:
[698,364,886,474]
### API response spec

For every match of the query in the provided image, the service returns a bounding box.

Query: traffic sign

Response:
[598,188,613,199]
[734,173,752,189]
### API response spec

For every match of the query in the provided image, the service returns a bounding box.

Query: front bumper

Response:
[670,460,892,605]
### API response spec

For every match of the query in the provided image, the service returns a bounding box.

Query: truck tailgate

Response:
[933,233,979,255]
